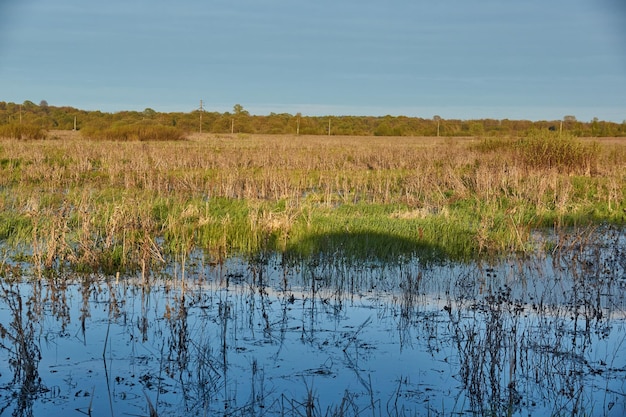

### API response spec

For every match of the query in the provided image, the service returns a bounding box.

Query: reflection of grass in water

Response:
[0,282,44,415]
[0,230,624,416]
[287,230,449,265]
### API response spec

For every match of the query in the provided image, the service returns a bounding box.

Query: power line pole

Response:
[296,114,300,135]
[199,100,204,134]
[434,115,441,137]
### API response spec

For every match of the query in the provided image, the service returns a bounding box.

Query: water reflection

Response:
[0,282,44,417]
[0,230,625,416]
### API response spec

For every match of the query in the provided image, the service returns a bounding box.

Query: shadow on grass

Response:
[284,230,465,266]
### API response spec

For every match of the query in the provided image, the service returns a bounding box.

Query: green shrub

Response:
[515,131,599,174]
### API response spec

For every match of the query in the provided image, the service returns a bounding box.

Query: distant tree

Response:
[374,121,393,136]
[22,100,36,110]
[231,104,251,133]
[469,122,484,136]
[39,100,49,108]
[233,104,248,116]
[562,115,579,135]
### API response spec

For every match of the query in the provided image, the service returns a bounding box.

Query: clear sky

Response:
[1,0,625,121]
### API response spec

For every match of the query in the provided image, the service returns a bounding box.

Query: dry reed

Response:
[0,132,623,271]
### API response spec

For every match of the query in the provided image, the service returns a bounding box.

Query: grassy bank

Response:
[0,132,624,274]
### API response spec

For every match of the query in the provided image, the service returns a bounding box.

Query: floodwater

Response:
[1,229,625,416]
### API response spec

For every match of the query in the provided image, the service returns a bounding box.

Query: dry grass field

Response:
[0,131,624,273]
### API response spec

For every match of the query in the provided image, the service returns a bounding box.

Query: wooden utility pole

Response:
[328,119,331,136]
[199,100,204,134]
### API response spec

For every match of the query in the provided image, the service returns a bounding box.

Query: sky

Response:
[1,0,625,121]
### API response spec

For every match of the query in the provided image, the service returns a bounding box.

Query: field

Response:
[0,131,624,274]
[1,131,625,416]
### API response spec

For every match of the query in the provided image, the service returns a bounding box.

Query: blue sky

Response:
[1,0,625,121]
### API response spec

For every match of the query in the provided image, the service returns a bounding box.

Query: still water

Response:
[1,230,625,416]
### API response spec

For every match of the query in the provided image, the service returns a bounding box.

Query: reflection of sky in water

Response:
[0,241,625,416]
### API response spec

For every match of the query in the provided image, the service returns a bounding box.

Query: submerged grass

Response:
[0,132,624,273]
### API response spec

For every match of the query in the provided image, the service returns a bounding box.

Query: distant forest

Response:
[1,100,625,139]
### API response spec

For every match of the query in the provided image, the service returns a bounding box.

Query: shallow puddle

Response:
[1,231,625,416]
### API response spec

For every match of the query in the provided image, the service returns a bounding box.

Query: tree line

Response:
[1,100,625,139]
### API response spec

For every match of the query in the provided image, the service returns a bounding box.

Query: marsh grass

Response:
[0,123,47,140]
[0,132,623,272]
[81,123,185,141]
[515,131,600,175]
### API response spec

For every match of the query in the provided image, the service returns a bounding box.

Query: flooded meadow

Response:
[1,227,625,417]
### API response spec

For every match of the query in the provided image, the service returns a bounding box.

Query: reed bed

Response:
[0,132,624,273]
